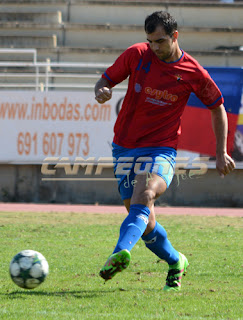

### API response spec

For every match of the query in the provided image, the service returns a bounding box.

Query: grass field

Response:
[0,210,242,320]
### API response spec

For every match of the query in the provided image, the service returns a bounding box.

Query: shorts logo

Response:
[145,87,178,102]
[135,83,142,93]
[137,214,148,225]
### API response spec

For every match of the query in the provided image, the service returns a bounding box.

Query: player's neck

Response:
[164,46,182,63]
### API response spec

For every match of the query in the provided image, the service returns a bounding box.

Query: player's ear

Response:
[172,30,178,42]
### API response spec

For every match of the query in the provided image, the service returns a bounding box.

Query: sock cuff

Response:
[130,204,150,217]
[141,221,158,241]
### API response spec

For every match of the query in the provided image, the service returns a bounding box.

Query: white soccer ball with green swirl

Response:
[9,250,49,289]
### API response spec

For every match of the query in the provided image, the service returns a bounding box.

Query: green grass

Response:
[0,211,242,320]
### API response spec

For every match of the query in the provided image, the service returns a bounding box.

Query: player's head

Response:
[145,11,177,36]
[144,11,179,61]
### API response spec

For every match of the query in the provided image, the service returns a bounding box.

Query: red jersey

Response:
[102,42,224,149]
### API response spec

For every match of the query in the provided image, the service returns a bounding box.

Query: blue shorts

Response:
[112,142,177,200]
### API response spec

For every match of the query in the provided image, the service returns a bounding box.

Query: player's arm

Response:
[95,44,138,104]
[95,77,112,104]
[210,104,236,177]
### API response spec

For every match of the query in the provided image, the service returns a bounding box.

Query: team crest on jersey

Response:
[174,74,183,82]
[135,83,142,93]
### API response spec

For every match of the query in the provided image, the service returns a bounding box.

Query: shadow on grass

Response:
[1,287,162,299]
[1,289,116,299]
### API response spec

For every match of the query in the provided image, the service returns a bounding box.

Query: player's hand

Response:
[216,152,235,178]
[95,87,112,104]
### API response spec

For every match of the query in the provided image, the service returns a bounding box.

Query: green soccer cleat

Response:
[99,249,131,281]
[163,252,189,292]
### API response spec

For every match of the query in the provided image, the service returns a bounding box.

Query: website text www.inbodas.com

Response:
[0,97,111,122]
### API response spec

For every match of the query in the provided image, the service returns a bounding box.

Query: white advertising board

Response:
[0,91,125,163]
[1,90,242,169]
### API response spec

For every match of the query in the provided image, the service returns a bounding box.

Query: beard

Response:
[155,49,173,61]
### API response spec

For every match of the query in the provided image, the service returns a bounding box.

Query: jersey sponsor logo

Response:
[145,87,178,102]
[145,97,170,107]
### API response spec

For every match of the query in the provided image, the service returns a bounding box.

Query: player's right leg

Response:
[99,198,131,281]
[100,144,141,281]
[99,249,131,281]
[99,201,150,281]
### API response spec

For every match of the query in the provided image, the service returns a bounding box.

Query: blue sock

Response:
[113,204,150,253]
[142,221,179,265]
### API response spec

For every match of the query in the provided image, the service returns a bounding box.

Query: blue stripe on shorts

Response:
[112,142,177,200]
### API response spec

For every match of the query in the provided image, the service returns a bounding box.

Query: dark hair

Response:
[144,11,177,37]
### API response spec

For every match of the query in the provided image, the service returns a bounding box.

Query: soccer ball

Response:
[9,250,49,289]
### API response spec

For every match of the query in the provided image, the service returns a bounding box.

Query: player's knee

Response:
[132,189,156,206]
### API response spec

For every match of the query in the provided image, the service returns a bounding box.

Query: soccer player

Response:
[94,11,235,291]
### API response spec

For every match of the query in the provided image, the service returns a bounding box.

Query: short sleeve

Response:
[102,45,139,87]
[191,68,224,109]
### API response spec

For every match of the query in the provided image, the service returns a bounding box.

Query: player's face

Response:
[146,25,177,61]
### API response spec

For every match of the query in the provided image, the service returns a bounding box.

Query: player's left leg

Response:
[142,210,190,291]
